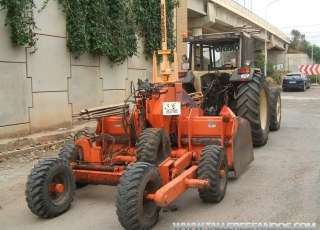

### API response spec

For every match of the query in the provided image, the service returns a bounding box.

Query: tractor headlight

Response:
[244,60,251,67]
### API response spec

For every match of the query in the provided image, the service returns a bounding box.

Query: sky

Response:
[238,0,320,47]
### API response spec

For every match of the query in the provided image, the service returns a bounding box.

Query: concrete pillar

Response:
[176,0,188,72]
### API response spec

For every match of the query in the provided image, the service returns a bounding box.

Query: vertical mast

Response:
[160,0,167,51]
[153,0,178,83]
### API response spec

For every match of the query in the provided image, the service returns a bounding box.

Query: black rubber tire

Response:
[236,73,270,146]
[197,145,228,203]
[307,82,311,89]
[59,141,83,162]
[269,87,281,131]
[136,128,171,165]
[59,141,87,189]
[302,84,306,92]
[116,162,161,230]
[25,157,75,218]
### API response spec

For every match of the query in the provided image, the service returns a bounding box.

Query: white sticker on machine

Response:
[241,74,250,79]
[162,102,181,115]
[208,122,216,128]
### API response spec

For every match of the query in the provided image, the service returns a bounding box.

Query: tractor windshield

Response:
[184,32,256,70]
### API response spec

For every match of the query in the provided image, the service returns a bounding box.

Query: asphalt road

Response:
[0,87,320,230]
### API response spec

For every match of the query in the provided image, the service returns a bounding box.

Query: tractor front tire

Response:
[269,87,281,131]
[197,145,228,203]
[59,141,87,189]
[236,73,270,146]
[25,157,75,218]
[136,128,171,165]
[116,162,161,230]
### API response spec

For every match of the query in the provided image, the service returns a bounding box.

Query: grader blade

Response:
[232,117,254,177]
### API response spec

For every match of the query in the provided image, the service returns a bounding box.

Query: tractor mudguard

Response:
[231,117,254,177]
[179,70,195,85]
[179,70,197,93]
[229,68,257,82]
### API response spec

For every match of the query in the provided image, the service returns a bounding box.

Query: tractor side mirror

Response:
[182,54,188,62]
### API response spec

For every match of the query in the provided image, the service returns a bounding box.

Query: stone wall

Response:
[0,0,154,138]
[268,51,313,72]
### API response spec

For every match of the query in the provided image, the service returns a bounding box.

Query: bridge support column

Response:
[192,27,202,36]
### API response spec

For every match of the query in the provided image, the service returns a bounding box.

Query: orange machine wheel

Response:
[116,162,161,230]
[197,145,228,202]
[136,128,171,165]
[59,141,87,189]
[25,157,75,218]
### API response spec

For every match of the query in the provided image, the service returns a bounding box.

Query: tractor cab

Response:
[180,27,261,95]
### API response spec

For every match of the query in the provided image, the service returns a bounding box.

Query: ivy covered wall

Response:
[0,0,180,137]
[0,0,179,63]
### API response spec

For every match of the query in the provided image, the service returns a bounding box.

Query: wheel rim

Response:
[143,179,158,218]
[48,172,70,205]
[219,159,227,190]
[276,96,281,122]
[260,89,268,130]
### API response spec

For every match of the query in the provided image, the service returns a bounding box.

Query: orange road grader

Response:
[25,1,280,230]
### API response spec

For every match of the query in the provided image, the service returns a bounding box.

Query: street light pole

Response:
[264,0,280,77]
[312,44,314,65]
[312,44,318,84]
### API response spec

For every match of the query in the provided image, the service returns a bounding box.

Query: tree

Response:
[255,53,274,76]
[255,53,264,70]
[288,29,320,63]
[289,29,303,52]
[305,43,320,64]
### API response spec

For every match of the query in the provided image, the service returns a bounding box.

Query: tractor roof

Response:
[182,28,260,46]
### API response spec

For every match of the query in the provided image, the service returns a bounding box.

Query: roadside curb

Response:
[0,121,97,159]
[0,140,69,159]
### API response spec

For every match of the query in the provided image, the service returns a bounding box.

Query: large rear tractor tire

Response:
[236,73,270,146]
[25,157,75,218]
[116,162,161,230]
[269,87,281,131]
[197,145,228,203]
[59,141,87,189]
[136,128,171,165]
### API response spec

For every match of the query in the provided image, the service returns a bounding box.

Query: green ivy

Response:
[0,0,38,53]
[133,0,180,61]
[100,0,138,63]
[0,0,179,64]
[57,0,138,64]
[57,0,90,57]
[166,0,180,60]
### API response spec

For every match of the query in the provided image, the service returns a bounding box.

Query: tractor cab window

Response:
[192,43,239,70]
[213,44,238,68]
[193,45,212,70]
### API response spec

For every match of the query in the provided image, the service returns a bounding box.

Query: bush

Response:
[266,77,274,86]
[273,75,281,84]
[266,75,284,86]
[309,75,319,84]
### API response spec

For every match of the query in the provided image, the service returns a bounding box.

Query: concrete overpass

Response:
[188,0,289,50]
[176,0,291,70]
